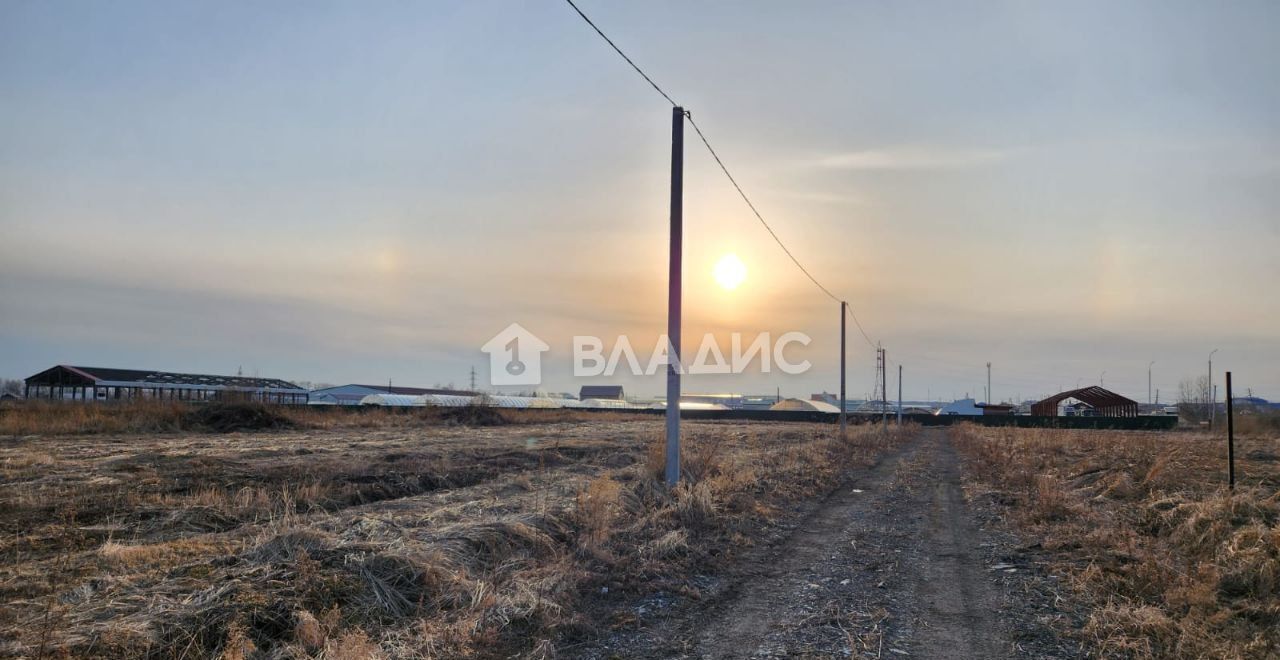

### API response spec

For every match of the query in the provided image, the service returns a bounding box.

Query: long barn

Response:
[23,365,308,404]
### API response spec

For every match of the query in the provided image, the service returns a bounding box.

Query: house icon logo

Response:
[481,323,550,386]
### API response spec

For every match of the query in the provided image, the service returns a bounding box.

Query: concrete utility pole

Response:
[986,362,992,404]
[897,364,903,426]
[839,301,847,438]
[1100,371,1106,388]
[665,106,685,488]
[1208,348,1218,430]
[1148,361,1155,404]
[881,347,888,425]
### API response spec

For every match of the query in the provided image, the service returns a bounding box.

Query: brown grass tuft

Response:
[954,424,1280,658]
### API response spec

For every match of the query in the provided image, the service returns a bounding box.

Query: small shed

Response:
[1031,387,1138,417]
[976,403,1015,416]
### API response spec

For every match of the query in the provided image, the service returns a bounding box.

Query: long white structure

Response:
[357,393,648,410]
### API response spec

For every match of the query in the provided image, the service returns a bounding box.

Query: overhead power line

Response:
[562,0,878,348]
[563,0,677,107]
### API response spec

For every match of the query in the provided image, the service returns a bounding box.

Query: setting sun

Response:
[713,253,748,290]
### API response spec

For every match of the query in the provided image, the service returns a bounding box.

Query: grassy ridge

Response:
[0,400,646,436]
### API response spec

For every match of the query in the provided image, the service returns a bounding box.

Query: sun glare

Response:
[713,253,747,291]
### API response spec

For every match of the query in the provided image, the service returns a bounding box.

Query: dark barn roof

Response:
[579,385,625,400]
[26,365,306,392]
[1031,386,1138,417]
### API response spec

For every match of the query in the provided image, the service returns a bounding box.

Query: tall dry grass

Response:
[0,421,909,658]
[953,425,1280,659]
[0,400,648,436]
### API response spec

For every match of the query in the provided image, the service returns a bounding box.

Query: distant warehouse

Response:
[23,365,308,404]
[308,384,476,406]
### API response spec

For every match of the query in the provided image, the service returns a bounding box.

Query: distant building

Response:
[309,384,475,406]
[812,392,869,413]
[938,398,982,416]
[1031,387,1138,417]
[976,403,1015,416]
[682,393,744,408]
[579,385,625,401]
[771,398,841,413]
[24,365,308,404]
[740,395,782,411]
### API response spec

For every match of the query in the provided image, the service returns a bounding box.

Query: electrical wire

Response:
[563,0,677,107]
[563,0,880,349]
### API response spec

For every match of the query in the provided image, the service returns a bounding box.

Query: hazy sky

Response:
[2,1,1277,401]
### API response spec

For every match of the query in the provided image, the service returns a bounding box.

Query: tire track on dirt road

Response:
[580,428,1078,659]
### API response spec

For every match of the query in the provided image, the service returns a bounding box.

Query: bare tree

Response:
[1178,375,1211,423]
[1,379,22,396]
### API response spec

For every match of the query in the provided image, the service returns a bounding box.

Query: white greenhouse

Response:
[769,398,841,413]
[358,393,426,407]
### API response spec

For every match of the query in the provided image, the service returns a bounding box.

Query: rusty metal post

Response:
[1226,371,1235,490]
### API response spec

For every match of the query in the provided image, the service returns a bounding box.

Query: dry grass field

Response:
[953,425,1280,659]
[0,404,905,658]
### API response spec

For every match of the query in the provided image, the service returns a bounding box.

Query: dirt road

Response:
[582,428,1081,659]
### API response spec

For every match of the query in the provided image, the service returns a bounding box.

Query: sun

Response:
[713,253,747,291]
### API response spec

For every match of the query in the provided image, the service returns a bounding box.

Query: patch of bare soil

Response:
[580,429,1080,659]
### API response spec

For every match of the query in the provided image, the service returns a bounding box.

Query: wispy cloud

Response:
[813,146,1015,170]
[765,188,868,206]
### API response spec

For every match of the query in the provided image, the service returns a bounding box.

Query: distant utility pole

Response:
[897,364,903,426]
[1148,361,1155,404]
[881,347,888,425]
[665,106,685,488]
[387,378,392,393]
[986,362,992,404]
[469,366,477,392]
[839,301,847,437]
[1100,371,1106,388]
[1208,349,1218,430]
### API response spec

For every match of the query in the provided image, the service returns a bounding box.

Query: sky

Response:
[2,0,1277,402]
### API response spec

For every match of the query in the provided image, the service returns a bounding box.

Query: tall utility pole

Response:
[897,364,903,426]
[1148,361,1155,404]
[881,348,888,425]
[839,301,847,437]
[1208,348,1218,430]
[469,366,477,392]
[986,362,992,404]
[665,106,685,488]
